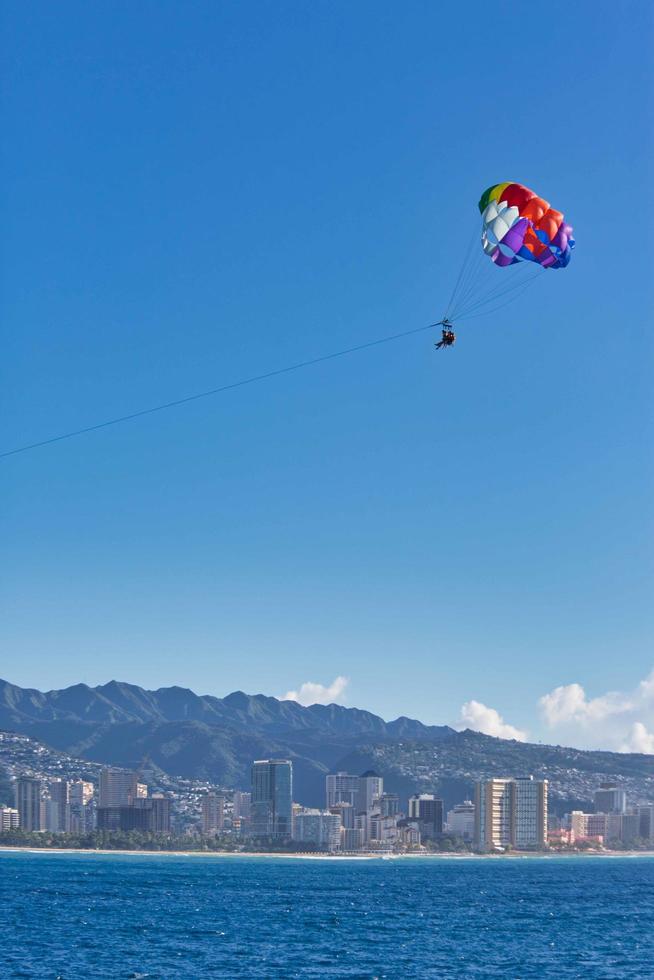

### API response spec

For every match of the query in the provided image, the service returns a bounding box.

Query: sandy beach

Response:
[2,846,653,860]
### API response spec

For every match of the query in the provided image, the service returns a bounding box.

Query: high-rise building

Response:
[232,791,251,823]
[446,801,475,841]
[475,779,514,850]
[201,793,225,834]
[569,811,585,840]
[97,806,146,832]
[48,779,71,833]
[397,820,421,847]
[369,813,400,845]
[379,793,400,818]
[637,804,654,843]
[586,812,607,838]
[99,769,146,807]
[357,772,383,814]
[329,801,355,828]
[593,783,627,815]
[69,781,95,833]
[293,810,341,850]
[513,777,548,849]
[354,810,372,845]
[408,794,443,838]
[147,795,171,833]
[0,806,19,830]
[69,779,95,834]
[70,781,94,807]
[15,777,43,831]
[474,777,547,850]
[250,760,293,838]
[232,791,248,821]
[606,811,640,844]
[43,799,63,833]
[341,826,364,851]
[580,807,642,844]
[326,771,383,815]
[326,773,360,809]
[96,796,170,833]
[570,811,606,841]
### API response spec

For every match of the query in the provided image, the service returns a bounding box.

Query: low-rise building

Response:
[548,828,574,847]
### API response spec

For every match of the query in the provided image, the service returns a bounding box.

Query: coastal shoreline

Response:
[1,846,653,860]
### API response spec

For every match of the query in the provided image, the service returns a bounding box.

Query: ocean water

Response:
[1,852,653,978]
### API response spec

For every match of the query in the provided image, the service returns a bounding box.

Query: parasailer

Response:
[435,319,456,349]
[437,182,575,346]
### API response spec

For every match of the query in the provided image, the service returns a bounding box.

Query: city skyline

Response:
[4,758,653,855]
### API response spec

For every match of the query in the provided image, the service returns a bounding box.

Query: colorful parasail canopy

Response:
[478,182,574,270]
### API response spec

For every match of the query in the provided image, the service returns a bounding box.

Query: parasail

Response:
[479,182,574,270]
[440,181,575,331]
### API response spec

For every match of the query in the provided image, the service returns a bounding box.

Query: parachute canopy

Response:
[479,182,574,270]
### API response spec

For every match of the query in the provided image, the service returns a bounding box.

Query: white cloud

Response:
[539,668,654,754]
[281,675,349,707]
[539,683,632,727]
[621,722,654,754]
[459,700,527,742]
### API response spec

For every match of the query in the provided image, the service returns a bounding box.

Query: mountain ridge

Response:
[1,679,652,809]
[0,678,453,739]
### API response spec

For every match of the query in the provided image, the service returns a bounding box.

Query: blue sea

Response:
[1,852,653,978]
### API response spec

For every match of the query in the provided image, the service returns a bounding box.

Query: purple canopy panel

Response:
[499,217,528,255]
[492,248,518,267]
[537,250,557,268]
[551,225,569,253]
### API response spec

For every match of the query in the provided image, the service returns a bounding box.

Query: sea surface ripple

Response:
[1,852,653,978]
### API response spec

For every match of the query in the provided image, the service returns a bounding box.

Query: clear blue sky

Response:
[2,1,652,744]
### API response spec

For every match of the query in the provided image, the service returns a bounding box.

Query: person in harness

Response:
[435,319,456,350]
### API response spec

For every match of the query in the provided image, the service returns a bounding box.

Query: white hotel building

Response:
[475,776,547,850]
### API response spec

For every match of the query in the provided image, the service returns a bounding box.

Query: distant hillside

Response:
[1,679,652,809]
[334,731,654,814]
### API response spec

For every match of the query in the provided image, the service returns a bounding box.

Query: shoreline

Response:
[1,845,653,860]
